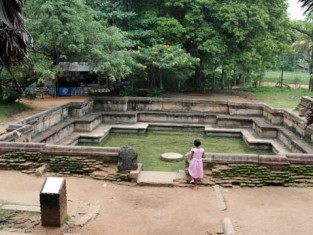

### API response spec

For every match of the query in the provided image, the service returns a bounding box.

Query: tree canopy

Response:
[87,0,290,90]
[25,0,134,82]
[0,0,293,100]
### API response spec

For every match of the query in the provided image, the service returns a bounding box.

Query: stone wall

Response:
[0,142,119,176]
[0,152,42,170]
[2,99,94,142]
[0,150,119,178]
[92,97,313,144]
[48,156,107,175]
[208,164,313,187]
[3,96,313,145]
[185,152,313,187]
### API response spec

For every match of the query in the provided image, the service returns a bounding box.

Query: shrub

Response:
[1,87,21,103]
[148,88,164,97]
[120,86,136,97]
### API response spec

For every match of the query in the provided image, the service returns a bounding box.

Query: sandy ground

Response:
[1,171,313,235]
[0,93,313,235]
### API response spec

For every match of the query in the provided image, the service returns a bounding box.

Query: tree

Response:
[134,44,199,89]
[0,0,32,101]
[298,0,313,14]
[292,20,313,90]
[25,0,134,82]
[165,0,290,89]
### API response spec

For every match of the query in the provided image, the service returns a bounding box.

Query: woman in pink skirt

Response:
[188,139,205,189]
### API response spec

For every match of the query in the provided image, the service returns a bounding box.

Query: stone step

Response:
[58,123,149,145]
[137,171,184,186]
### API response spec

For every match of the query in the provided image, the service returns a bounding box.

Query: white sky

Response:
[288,0,306,20]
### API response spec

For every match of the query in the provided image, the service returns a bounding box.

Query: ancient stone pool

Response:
[80,130,273,172]
[1,96,313,187]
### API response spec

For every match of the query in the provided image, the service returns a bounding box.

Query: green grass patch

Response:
[248,87,312,108]
[82,131,272,172]
[0,209,15,221]
[264,70,309,85]
[0,103,30,120]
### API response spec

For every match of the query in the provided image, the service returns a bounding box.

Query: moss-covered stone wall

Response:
[208,164,313,187]
[48,156,104,175]
[0,152,113,177]
[0,152,42,170]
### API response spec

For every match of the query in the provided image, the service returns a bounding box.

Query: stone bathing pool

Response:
[1,96,313,187]
[79,130,273,172]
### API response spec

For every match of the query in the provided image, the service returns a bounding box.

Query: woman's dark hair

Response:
[194,139,201,147]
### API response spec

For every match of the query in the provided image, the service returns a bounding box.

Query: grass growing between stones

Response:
[90,131,272,172]
[0,209,14,222]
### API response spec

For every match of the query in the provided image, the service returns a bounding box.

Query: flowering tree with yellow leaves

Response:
[134,44,199,90]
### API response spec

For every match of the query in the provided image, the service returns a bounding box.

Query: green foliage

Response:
[63,214,71,224]
[0,87,20,104]
[154,17,185,44]
[136,44,198,70]
[25,0,134,81]
[147,88,165,97]
[134,44,199,89]
[17,0,292,92]
[24,89,37,99]
[0,209,15,221]
[119,86,136,96]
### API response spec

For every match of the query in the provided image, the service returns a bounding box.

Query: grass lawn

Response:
[264,70,309,85]
[0,103,30,120]
[247,87,312,108]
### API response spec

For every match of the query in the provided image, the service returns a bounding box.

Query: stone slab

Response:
[222,217,235,235]
[161,152,183,161]
[137,171,180,186]
[213,185,227,211]
[74,214,94,227]
[130,163,143,179]
[1,204,40,213]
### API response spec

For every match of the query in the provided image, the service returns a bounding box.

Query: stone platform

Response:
[137,171,185,186]
[161,152,183,161]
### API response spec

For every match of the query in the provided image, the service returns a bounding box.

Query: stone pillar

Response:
[40,177,67,227]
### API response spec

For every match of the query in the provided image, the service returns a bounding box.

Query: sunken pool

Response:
[79,131,273,172]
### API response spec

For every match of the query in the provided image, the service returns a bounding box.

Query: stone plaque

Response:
[40,177,67,227]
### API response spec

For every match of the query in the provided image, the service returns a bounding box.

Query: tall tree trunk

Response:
[0,56,23,94]
[309,49,313,91]
[194,66,201,89]
[159,71,163,90]
[193,58,203,90]
[221,67,225,90]
[280,66,284,88]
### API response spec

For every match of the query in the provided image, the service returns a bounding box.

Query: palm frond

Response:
[0,0,24,29]
[298,0,313,14]
[0,0,32,65]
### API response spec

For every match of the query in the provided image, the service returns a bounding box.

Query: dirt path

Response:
[1,171,313,235]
